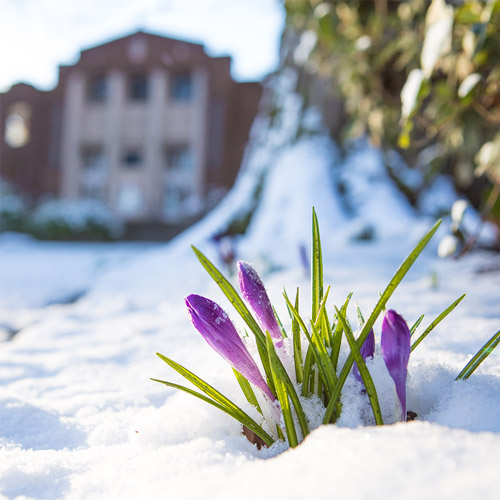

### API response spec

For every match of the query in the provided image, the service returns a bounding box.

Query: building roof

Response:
[63,30,215,72]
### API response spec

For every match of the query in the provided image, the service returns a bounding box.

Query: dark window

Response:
[165,144,192,171]
[80,146,107,200]
[81,146,106,170]
[170,72,193,101]
[129,74,149,101]
[122,149,143,168]
[163,183,190,217]
[87,76,108,102]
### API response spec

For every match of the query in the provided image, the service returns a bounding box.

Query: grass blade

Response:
[410,314,425,336]
[283,293,317,396]
[320,304,333,348]
[302,348,315,397]
[411,294,466,352]
[289,288,304,384]
[310,321,337,396]
[335,307,384,425]
[273,305,288,338]
[157,353,262,424]
[312,207,323,323]
[356,302,365,327]
[323,219,442,424]
[266,334,298,447]
[456,329,500,380]
[314,286,331,326]
[331,292,354,370]
[233,368,262,414]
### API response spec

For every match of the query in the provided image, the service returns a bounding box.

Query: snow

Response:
[239,135,347,268]
[337,143,420,240]
[400,68,424,119]
[1,198,499,499]
[421,0,454,78]
[1,72,500,498]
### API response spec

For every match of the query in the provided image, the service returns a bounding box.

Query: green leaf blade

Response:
[266,334,298,447]
[312,207,324,322]
[331,292,354,371]
[411,294,466,352]
[456,329,500,380]
[233,368,262,414]
[288,287,304,384]
[410,314,425,336]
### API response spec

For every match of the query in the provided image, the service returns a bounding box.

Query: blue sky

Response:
[0,0,285,92]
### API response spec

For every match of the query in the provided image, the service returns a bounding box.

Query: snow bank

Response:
[0,228,499,499]
[239,135,346,269]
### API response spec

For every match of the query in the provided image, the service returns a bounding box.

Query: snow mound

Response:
[239,135,346,268]
[338,143,417,240]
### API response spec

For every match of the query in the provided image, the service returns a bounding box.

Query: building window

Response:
[81,145,105,170]
[129,74,149,101]
[117,184,144,217]
[163,183,190,219]
[4,101,31,148]
[164,144,195,220]
[122,148,143,168]
[165,144,193,172]
[170,72,193,101]
[80,145,107,200]
[87,75,108,102]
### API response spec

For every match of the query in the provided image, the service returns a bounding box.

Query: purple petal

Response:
[237,261,283,347]
[353,329,375,383]
[381,310,411,421]
[185,294,275,401]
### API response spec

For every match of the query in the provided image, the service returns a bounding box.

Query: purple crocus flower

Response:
[237,261,283,348]
[185,294,276,402]
[353,329,375,384]
[381,309,411,422]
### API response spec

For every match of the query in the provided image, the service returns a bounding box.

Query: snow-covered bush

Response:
[29,198,124,240]
[0,179,27,232]
[284,0,500,243]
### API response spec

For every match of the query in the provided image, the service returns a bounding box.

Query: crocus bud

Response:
[237,261,283,348]
[381,310,411,422]
[185,294,275,402]
[353,329,375,384]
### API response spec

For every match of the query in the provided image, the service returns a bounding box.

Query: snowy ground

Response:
[1,106,499,498]
[0,217,499,499]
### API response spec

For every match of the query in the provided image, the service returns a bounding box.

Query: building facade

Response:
[0,31,262,223]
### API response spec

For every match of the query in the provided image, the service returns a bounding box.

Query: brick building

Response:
[0,31,262,223]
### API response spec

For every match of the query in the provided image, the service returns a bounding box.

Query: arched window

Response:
[4,101,31,148]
